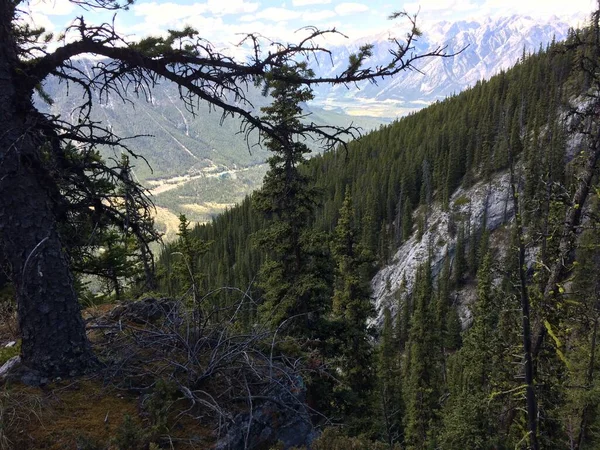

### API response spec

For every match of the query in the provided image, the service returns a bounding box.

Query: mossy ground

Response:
[2,304,214,450]
[12,379,140,449]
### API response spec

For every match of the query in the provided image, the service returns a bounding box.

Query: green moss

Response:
[453,195,471,208]
[0,341,20,366]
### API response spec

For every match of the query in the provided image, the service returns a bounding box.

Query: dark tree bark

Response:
[0,0,96,376]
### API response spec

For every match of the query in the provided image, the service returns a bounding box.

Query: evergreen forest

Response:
[3,1,600,448]
[149,19,600,450]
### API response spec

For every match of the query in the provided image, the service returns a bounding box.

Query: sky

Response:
[23,0,597,48]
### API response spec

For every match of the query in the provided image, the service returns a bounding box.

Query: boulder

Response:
[214,374,316,450]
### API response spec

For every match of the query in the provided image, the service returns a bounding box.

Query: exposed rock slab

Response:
[371,170,514,328]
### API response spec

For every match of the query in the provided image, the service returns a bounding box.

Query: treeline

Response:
[152,24,600,448]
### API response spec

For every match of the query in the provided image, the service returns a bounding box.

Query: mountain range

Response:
[41,14,578,236]
[311,14,578,116]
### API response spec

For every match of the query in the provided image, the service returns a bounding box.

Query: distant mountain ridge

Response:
[311,15,579,116]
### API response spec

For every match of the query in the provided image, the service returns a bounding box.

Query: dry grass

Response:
[11,379,139,449]
[0,386,42,450]
[180,202,233,215]
[2,296,313,449]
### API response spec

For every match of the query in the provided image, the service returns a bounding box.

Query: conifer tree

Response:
[79,228,140,300]
[396,276,410,352]
[560,195,600,449]
[331,191,375,427]
[253,65,330,337]
[453,224,467,285]
[403,261,441,449]
[171,214,210,305]
[117,154,160,291]
[402,195,413,242]
[376,306,404,446]
[440,252,499,449]
[72,154,160,300]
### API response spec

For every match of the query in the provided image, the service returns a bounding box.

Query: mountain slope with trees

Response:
[156,8,600,447]
[3,0,600,446]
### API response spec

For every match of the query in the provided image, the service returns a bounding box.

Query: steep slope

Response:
[371,170,514,328]
[162,32,578,315]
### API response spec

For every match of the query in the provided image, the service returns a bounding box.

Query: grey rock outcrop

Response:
[371,170,514,328]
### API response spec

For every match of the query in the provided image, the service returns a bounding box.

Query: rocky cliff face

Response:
[371,170,514,328]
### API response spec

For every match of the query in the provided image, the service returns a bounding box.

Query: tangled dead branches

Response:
[87,291,328,448]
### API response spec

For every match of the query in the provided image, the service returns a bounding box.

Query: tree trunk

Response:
[508,138,539,450]
[510,174,539,450]
[0,0,96,377]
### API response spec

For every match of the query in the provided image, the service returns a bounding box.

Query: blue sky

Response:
[23,0,596,46]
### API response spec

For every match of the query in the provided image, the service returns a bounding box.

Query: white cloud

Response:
[240,7,302,22]
[292,0,331,6]
[412,0,467,10]
[205,0,260,15]
[403,0,478,14]
[335,2,369,16]
[302,10,336,21]
[17,0,78,36]
[480,0,595,17]
[134,2,200,24]
[18,10,56,32]
[133,0,259,24]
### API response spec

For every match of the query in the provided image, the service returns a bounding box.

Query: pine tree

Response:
[171,214,210,306]
[453,224,467,285]
[436,253,461,352]
[440,252,499,449]
[79,228,140,300]
[376,307,404,446]
[402,195,413,242]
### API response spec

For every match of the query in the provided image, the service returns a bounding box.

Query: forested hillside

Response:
[164,30,572,306]
[4,0,600,445]
[40,61,387,234]
[154,21,600,448]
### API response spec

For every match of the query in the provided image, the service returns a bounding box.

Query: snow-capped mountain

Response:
[311,15,579,117]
